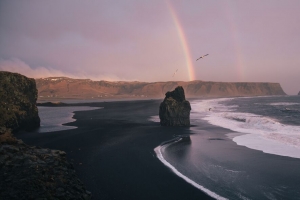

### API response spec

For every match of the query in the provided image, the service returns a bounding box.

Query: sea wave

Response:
[191,98,300,158]
[270,102,300,106]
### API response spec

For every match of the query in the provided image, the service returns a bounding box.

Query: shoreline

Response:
[15,96,300,199]
[154,136,227,200]
[15,99,214,200]
[162,96,300,199]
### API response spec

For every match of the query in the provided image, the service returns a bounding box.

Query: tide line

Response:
[154,144,227,200]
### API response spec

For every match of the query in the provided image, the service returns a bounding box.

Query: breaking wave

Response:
[191,98,300,158]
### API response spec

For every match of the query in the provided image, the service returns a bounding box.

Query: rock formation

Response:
[298,91,300,95]
[159,86,191,126]
[0,71,40,131]
[35,77,286,100]
[0,71,91,200]
[0,135,92,200]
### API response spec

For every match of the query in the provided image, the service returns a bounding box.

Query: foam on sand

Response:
[233,133,300,158]
[154,142,228,200]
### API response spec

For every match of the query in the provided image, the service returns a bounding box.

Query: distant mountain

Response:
[35,77,286,100]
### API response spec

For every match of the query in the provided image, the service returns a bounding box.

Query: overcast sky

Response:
[0,0,299,94]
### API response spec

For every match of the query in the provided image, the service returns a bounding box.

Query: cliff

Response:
[36,77,286,100]
[0,71,91,199]
[0,71,40,131]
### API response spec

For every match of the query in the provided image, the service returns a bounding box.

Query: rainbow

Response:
[166,1,195,81]
[225,1,245,81]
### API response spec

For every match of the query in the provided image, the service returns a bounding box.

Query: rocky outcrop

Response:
[159,86,191,126]
[298,91,300,95]
[35,77,286,100]
[0,71,40,131]
[0,72,91,200]
[0,134,91,200]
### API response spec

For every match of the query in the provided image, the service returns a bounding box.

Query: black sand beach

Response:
[15,100,214,200]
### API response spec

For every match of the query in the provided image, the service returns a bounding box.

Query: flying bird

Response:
[172,69,178,77]
[196,54,209,61]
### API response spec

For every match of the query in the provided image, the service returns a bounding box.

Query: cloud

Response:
[0,58,68,78]
[0,58,124,81]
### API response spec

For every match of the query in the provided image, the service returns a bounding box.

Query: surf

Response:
[192,97,300,158]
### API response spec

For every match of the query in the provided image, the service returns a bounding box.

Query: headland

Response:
[36,77,286,100]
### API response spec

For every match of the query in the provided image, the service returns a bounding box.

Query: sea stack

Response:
[159,86,191,126]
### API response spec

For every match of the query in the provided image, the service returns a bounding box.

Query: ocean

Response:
[155,95,300,200]
[37,106,100,132]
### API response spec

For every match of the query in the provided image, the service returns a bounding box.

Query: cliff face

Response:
[0,71,40,131]
[0,72,91,199]
[36,77,286,99]
[184,81,286,97]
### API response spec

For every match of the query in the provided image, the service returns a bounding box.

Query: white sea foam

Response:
[148,115,160,123]
[233,134,300,158]
[154,145,228,200]
[191,98,300,159]
[269,102,300,106]
[191,98,236,113]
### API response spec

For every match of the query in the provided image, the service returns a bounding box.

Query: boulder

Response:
[0,71,40,131]
[159,86,191,126]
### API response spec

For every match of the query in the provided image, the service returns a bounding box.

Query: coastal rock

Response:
[298,91,300,95]
[0,124,92,200]
[0,138,92,200]
[159,86,191,126]
[0,72,91,199]
[0,71,40,131]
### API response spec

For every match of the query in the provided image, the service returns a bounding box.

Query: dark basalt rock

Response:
[0,133,92,200]
[0,72,91,199]
[159,86,191,126]
[0,71,40,131]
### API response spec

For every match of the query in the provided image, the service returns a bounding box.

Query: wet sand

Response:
[15,100,214,200]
